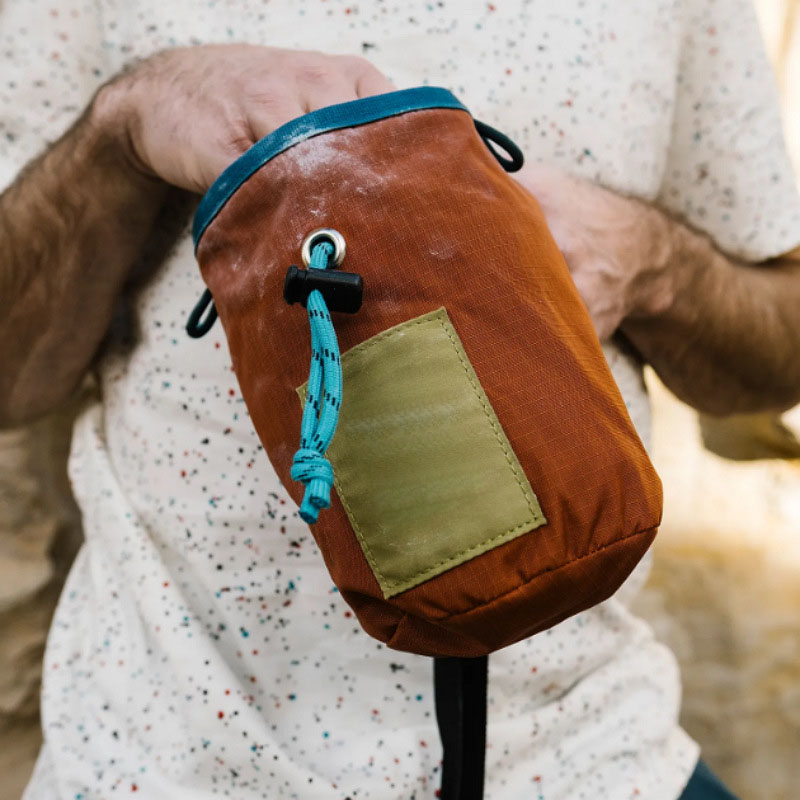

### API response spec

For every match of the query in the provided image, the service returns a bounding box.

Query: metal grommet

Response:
[301,228,347,268]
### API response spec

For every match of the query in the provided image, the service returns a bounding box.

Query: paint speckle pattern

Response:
[2,0,798,798]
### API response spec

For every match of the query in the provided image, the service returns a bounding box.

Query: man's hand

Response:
[515,163,800,415]
[102,45,394,193]
[514,163,675,341]
[0,45,393,427]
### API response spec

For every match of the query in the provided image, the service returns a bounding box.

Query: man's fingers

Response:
[209,51,394,183]
[355,65,395,98]
[297,76,360,114]
[334,54,394,98]
[246,92,307,142]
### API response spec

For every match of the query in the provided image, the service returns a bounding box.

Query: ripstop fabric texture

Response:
[194,90,663,657]
[297,307,547,599]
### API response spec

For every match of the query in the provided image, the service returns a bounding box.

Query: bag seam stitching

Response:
[325,307,546,597]
[434,523,659,622]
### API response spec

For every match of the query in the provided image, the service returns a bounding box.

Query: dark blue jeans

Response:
[679,760,740,799]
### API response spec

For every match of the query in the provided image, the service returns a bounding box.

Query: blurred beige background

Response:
[630,3,800,798]
[1,3,799,798]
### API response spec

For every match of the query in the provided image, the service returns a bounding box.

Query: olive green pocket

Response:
[298,307,546,598]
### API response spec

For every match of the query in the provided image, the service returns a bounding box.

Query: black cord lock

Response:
[283,265,363,313]
[284,228,363,313]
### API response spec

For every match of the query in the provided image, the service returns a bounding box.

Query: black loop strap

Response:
[475,120,525,173]
[186,288,218,338]
[434,655,489,800]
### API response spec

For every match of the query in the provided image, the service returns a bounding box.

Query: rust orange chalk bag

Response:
[187,87,662,660]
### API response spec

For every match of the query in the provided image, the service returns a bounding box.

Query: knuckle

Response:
[216,109,253,152]
[240,76,276,103]
[340,53,379,77]
[339,53,368,69]
[295,56,337,89]
[239,81,292,118]
[221,129,252,155]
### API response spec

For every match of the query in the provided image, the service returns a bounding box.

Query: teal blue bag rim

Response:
[192,86,469,247]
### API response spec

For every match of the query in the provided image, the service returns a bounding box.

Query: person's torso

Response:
[28,2,698,798]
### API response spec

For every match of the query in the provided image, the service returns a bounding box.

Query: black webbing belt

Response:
[434,656,489,800]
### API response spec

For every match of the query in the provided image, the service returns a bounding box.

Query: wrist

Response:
[624,205,690,320]
[87,74,163,190]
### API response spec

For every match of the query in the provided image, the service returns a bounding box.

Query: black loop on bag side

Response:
[187,117,522,339]
[186,288,218,338]
[474,120,525,173]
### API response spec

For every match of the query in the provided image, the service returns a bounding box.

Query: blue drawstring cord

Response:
[291,242,343,524]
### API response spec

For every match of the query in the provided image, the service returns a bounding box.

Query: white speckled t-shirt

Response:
[3,1,799,798]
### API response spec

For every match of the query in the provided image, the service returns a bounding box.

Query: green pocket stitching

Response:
[298,307,547,597]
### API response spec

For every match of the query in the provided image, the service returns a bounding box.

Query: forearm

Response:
[0,84,167,427]
[514,163,800,415]
[621,222,800,416]
[0,45,395,429]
